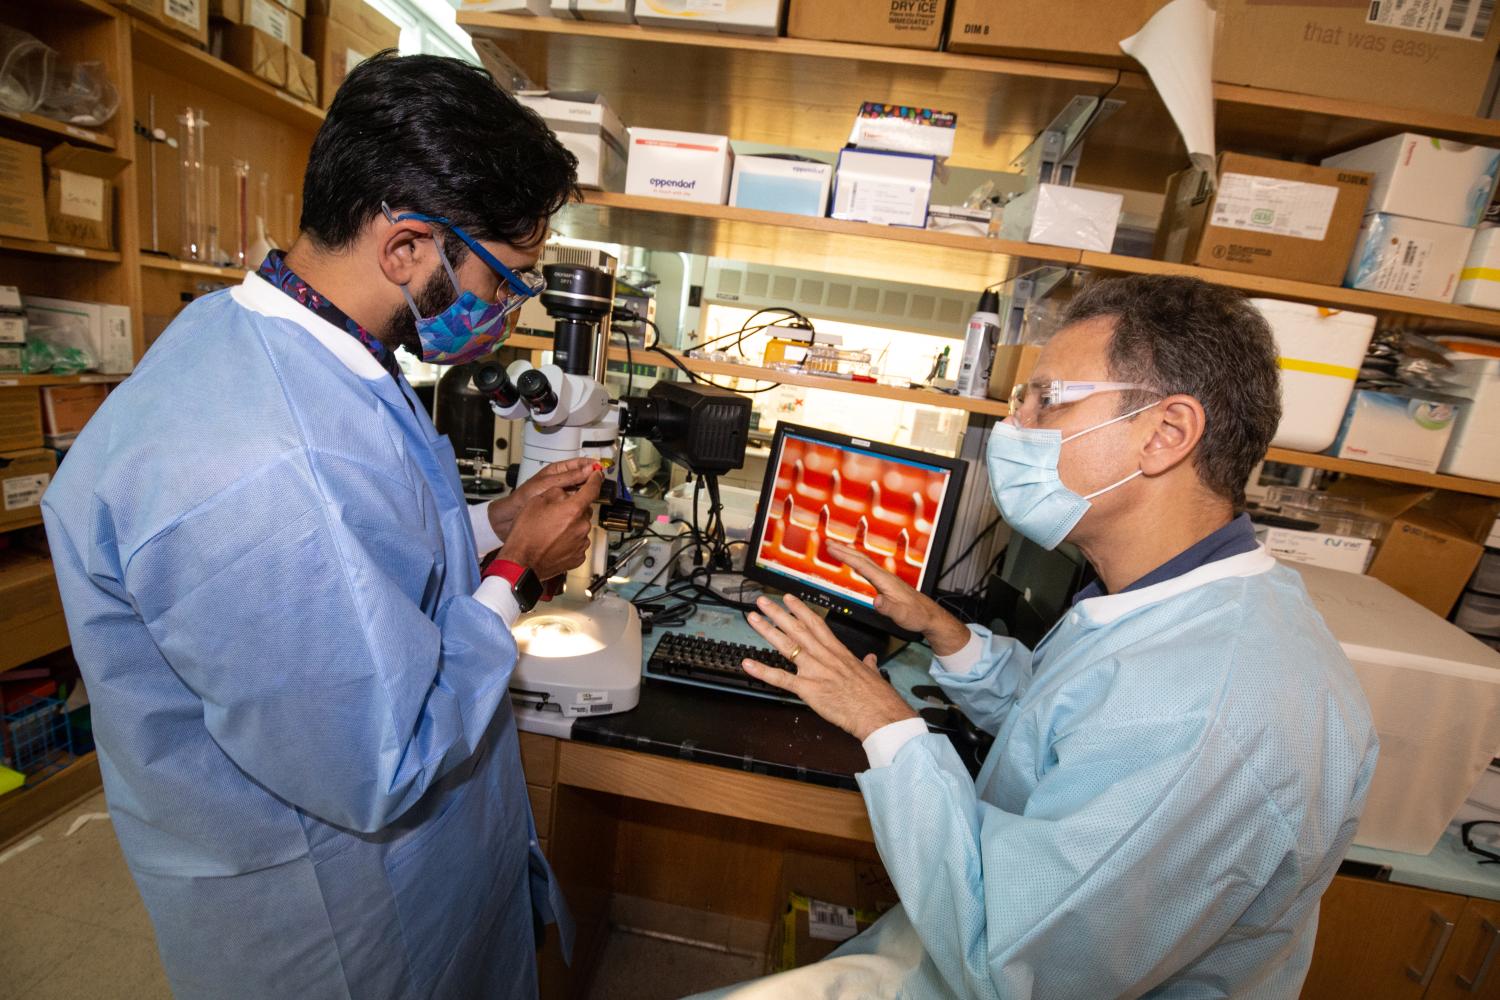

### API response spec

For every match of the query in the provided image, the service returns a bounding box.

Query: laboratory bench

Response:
[516,596,1500,1000]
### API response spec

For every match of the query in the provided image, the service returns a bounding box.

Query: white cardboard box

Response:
[1258,525,1373,574]
[999,184,1123,252]
[21,296,132,374]
[550,0,633,20]
[516,91,627,190]
[1345,213,1476,302]
[729,155,832,217]
[632,0,782,34]
[1322,133,1500,228]
[624,128,732,205]
[1440,358,1500,482]
[829,148,933,228]
[1455,227,1500,309]
[459,0,551,13]
[1331,388,1462,473]
[848,104,957,161]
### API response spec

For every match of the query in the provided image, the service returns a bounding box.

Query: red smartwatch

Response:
[483,558,543,614]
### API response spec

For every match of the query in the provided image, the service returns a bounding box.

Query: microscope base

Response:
[507,591,642,721]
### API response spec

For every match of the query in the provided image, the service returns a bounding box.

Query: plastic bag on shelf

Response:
[0,23,118,126]
[38,60,118,127]
[19,339,89,375]
[0,24,51,114]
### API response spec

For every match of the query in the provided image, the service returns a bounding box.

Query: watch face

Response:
[513,568,543,612]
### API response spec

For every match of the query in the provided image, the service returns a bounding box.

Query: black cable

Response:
[938,514,1003,584]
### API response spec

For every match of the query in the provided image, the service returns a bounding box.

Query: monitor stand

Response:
[827,614,908,665]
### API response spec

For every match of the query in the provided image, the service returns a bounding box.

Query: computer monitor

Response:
[744,423,968,661]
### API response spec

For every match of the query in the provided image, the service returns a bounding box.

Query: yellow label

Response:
[1278,357,1359,380]
[1461,266,1500,283]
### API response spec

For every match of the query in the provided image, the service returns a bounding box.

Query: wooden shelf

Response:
[514,332,1010,417]
[0,237,121,263]
[0,512,44,533]
[1079,252,1500,334]
[461,12,1116,175]
[141,257,248,280]
[0,752,101,849]
[0,110,115,151]
[561,191,1076,291]
[1264,448,1500,499]
[462,12,1500,191]
[130,20,325,133]
[0,373,128,388]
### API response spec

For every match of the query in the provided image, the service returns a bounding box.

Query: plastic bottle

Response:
[955,288,1002,398]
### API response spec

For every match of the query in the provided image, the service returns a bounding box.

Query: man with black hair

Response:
[43,53,589,999]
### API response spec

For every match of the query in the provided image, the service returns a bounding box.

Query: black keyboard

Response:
[647,632,800,700]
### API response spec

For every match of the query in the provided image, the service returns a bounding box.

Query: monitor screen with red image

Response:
[746,424,967,633]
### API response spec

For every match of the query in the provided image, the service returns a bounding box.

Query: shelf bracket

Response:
[1010,95,1124,187]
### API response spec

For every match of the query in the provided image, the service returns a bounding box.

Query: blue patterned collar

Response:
[256,250,402,381]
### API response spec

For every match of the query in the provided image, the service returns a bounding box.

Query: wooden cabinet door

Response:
[1427,898,1500,1000]
[1301,876,1466,1000]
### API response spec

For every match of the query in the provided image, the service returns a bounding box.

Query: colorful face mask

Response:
[382,204,546,365]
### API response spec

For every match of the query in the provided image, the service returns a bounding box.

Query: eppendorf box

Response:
[624,128,733,205]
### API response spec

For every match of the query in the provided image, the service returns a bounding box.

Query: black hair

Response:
[300,52,578,257]
[1060,275,1282,510]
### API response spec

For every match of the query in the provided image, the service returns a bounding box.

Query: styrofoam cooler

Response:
[1291,562,1500,854]
[1251,299,1377,453]
[1439,358,1500,482]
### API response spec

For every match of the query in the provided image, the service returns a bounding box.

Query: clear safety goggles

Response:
[381,202,546,304]
[1010,379,1157,422]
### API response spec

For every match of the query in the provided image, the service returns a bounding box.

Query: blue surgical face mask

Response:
[403,237,520,365]
[985,402,1157,550]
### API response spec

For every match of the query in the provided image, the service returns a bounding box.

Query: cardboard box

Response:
[730,155,833,217]
[1346,213,1476,301]
[0,387,43,454]
[625,128,733,205]
[515,91,627,191]
[634,0,784,36]
[0,449,56,532]
[1000,183,1122,252]
[460,0,551,12]
[0,138,48,243]
[216,23,289,88]
[0,346,21,373]
[1332,388,1463,473]
[117,0,210,46]
[848,103,957,161]
[1215,0,1500,117]
[43,145,129,252]
[306,15,383,107]
[549,0,634,21]
[830,147,934,228]
[211,0,303,47]
[1156,153,1373,287]
[272,0,306,15]
[22,297,134,375]
[788,0,949,49]
[1455,227,1500,309]
[767,852,898,972]
[1322,134,1500,228]
[947,0,1166,65]
[40,385,108,439]
[306,0,400,48]
[0,288,26,346]
[986,343,1043,404]
[0,549,69,674]
[1333,479,1500,616]
[285,46,318,103]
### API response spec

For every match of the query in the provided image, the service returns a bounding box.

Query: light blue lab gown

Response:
[41,279,568,1000]
[700,550,1377,999]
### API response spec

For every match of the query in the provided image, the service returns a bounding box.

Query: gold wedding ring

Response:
[786,645,801,663]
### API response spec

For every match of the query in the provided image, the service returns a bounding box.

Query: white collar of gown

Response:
[230,270,388,382]
[1070,546,1278,628]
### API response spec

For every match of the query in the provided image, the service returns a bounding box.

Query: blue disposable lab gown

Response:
[41,278,568,999]
[697,550,1377,999]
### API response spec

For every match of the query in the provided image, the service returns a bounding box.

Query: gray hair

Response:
[1059,275,1281,509]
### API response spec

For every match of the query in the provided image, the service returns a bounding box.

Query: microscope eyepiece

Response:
[516,368,558,415]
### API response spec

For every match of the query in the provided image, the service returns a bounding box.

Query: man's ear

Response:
[1140,395,1206,477]
[375,214,432,288]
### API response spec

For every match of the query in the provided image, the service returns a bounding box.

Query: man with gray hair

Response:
[698,275,1378,999]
